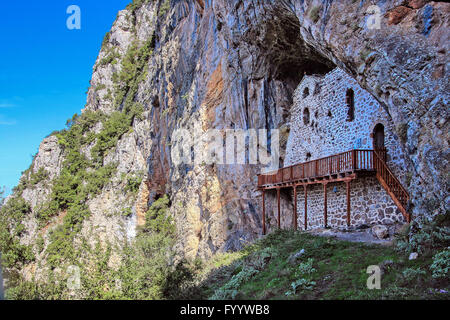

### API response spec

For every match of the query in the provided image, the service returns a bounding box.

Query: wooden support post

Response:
[304,185,308,230]
[277,188,281,229]
[293,186,298,230]
[262,189,266,235]
[346,180,351,226]
[323,183,328,228]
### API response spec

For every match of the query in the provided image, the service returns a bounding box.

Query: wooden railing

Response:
[258,149,375,187]
[257,147,410,222]
[373,150,410,221]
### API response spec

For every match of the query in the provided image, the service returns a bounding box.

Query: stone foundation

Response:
[294,176,406,230]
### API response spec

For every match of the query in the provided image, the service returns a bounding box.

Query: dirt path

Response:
[307,227,395,246]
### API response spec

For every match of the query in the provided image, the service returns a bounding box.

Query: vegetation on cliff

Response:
[0,197,34,269]
[3,195,191,300]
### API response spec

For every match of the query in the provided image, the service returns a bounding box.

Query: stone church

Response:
[259,68,410,231]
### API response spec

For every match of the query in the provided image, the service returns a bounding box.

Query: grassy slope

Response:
[190,230,449,300]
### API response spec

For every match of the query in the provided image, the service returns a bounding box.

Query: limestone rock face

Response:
[21,136,64,211]
[32,136,64,181]
[7,0,449,277]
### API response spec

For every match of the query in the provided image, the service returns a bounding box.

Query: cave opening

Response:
[256,7,336,101]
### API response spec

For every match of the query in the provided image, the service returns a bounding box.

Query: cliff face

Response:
[3,0,449,280]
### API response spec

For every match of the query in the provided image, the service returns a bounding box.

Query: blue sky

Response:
[0,1,129,195]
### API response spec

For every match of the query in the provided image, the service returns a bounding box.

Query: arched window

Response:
[346,88,355,121]
[303,108,310,125]
[306,152,311,161]
[303,87,310,98]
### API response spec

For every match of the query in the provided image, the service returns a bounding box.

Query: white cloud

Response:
[0,115,16,125]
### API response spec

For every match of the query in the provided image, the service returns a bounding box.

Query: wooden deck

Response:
[258,149,376,189]
[257,149,410,234]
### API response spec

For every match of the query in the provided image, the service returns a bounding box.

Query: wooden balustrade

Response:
[257,147,410,233]
[373,150,410,221]
[258,149,375,187]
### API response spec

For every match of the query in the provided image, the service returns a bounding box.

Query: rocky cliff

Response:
[1,0,448,285]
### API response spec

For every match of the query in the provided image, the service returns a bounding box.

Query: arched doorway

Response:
[372,123,386,162]
[373,123,385,149]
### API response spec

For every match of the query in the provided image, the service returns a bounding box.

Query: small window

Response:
[313,83,321,95]
[346,88,355,121]
[303,108,310,125]
[303,87,310,98]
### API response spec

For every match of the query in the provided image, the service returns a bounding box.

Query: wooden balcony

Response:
[256,148,409,235]
[258,149,377,189]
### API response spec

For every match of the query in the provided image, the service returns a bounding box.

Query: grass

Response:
[188,229,449,300]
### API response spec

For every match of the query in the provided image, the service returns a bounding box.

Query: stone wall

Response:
[293,177,405,230]
[284,68,409,229]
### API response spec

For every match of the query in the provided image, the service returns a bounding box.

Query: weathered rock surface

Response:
[288,248,306,265]
[6,0,449,279]
[409,252,419,260]
[372,225,389,239]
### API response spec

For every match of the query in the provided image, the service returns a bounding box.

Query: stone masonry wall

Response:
[294,177,404,230]
[285,68,409,229]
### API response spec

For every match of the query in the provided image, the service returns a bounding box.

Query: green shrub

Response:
[0,196,34,268]
[430,249,450,280]
[285,278,316,296]
[36,235,45,253]
[112,37,153,112]
[144,195,174,235]
[296,258,316,276]
[0,186,6,208]
[124,173,143,194]
[109,195,176,299]
[84,163,117,195]
[401,267,427,282]
[101,31,111,50]
[29,168,49,186]
[247,247,277,270]
[45,203,90,268]
[396,213,450,256]
[121,208,133,217]
[99,51,120,67]
[162,259,202,299]
[159,0,170,17]
[210,266,259,300]
[4,36,154,295]
[126,0,151,14]
[91,112,131,165]
[285,258,317,296]
[4,271,66,300]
